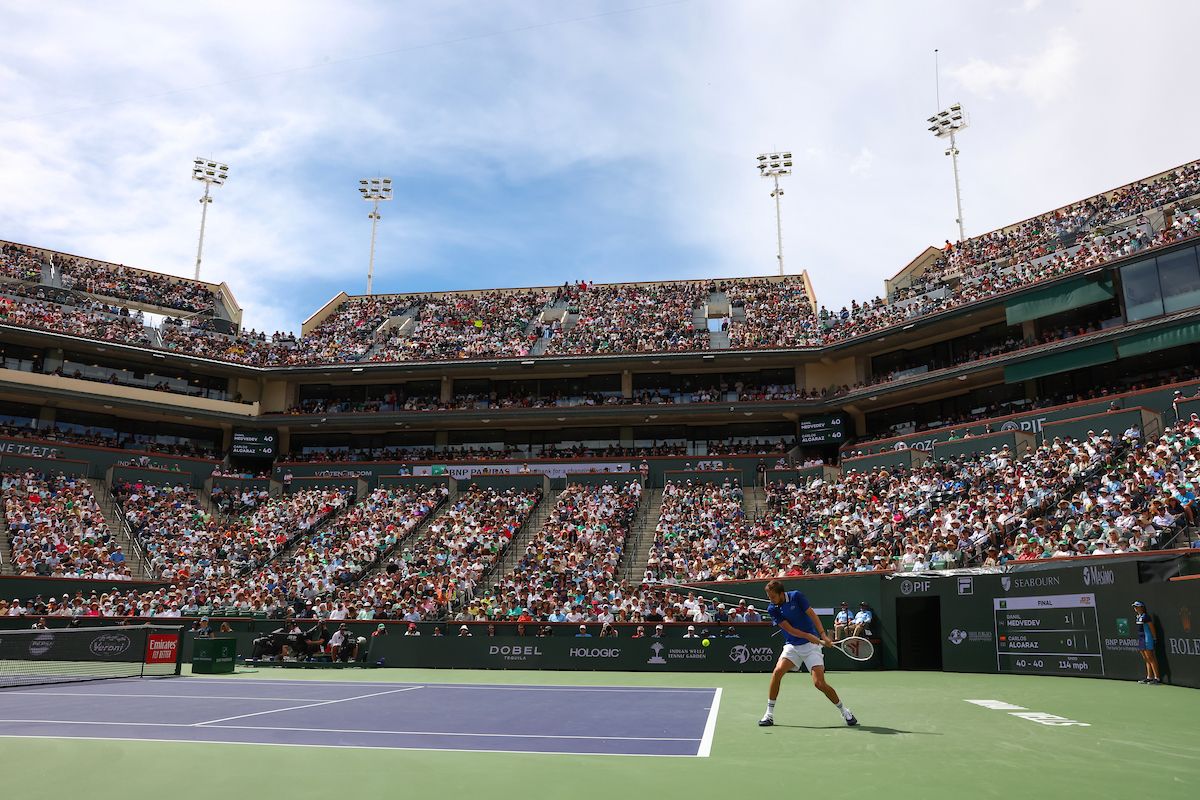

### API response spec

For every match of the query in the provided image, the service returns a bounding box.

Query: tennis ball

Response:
[702,638,711,647]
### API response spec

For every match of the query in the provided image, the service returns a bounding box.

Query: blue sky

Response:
[1,0,1198,333]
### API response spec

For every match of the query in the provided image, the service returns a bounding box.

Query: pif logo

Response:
[901,579,930,595]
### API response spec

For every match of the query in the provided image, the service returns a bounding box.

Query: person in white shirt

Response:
[329,624,357,662]
[328,603,348,620]
[683,625,699,638]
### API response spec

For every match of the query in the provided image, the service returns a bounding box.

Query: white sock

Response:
[835,702,844,710]
[764,700,776,718]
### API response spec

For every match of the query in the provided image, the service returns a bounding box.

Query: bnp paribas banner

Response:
[412,462,631,480]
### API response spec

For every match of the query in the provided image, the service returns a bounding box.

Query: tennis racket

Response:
[832,636,874,661]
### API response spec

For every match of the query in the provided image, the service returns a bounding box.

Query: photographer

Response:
[304,620,331,660]
[329,623,358,662]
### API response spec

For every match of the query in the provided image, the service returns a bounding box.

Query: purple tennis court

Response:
[0,678,722,757]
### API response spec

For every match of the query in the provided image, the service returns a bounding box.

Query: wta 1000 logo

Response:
[728,645,775,664]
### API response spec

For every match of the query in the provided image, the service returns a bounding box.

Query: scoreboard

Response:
[993,593,1105,677]
[798,414,847,445]
[230,430,278,459]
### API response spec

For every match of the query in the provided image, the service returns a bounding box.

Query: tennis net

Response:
[0,625,184,688]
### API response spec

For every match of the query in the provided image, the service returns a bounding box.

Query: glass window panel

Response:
[1121,257,1164,321]
[1158,246,1200,314]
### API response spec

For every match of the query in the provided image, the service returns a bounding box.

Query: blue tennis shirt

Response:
[767,590,819,645]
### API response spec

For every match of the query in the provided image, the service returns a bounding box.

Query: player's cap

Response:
[859,601,868,607]
[459,625,469,631]
[687,625,695,630]
[1132,600,1146,608]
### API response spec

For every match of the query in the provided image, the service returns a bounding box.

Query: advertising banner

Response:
[367,632,876,672]
[413,462,631,480]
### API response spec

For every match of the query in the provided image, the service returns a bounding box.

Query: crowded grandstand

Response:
[0,158,1196,628]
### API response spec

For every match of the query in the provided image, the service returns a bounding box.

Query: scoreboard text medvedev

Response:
[799,415,847,445]
[231,430,277,458]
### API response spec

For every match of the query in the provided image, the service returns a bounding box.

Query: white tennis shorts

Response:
[780,642,824,671]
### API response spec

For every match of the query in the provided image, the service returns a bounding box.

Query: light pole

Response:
[927,103,968,244]
[191,158,229,281]
[359,177,393,295]
[756,151,792,275]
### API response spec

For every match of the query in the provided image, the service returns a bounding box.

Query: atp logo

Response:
[948,629,967,645]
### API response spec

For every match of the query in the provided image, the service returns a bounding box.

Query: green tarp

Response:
[1116,320,1200,359]
[1003,342,1117,384]
[1005,274,1115,326]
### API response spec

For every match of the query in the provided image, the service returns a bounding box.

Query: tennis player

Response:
[760,579,857,727]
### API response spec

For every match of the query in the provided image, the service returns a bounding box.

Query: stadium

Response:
[3,4,1199,800]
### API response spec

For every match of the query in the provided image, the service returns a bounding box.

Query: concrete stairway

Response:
[478,488,560,590]
[352,488,460,585]
[84,477,151,580]
[0,525,13,575]
[621,487,664,581]
[742,485,766,518]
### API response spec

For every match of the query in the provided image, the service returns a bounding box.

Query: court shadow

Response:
[773,724,939,736]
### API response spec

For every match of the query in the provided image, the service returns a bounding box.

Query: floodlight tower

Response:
[191,158,229,281]
[927,103,968,244]
[756,152,792,275]
[359,177,393,295]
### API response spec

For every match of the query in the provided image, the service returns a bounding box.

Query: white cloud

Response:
[848,147,875,177]
[950,31,1080,106]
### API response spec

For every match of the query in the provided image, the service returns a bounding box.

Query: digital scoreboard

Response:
[798,414,847,445]
[993,593,1105,677]
[230,430,277,459]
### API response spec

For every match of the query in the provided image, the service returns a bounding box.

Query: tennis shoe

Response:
[843,709,858,726]
[758,716,774,727]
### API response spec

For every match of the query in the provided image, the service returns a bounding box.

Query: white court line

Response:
[181,677,713,693]
[1,692,327,702]
[696,687,722,758]
[0,733,700,758]
[0,719,698,741]
[190,686,423,726]
[213,724,701,742]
